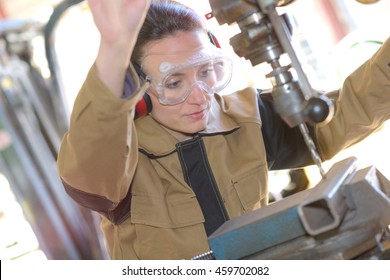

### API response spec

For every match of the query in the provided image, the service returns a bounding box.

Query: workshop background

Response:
[0,0,389,260]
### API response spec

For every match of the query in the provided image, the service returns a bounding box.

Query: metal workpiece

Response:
[298,157,358,235]
[208,187,311,260]
[207,157,390,259]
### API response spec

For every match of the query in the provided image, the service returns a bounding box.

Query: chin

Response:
[177,119,206,134]
[186,121,208,134]
[187,128,205,134]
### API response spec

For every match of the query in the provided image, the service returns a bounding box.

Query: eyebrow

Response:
[166,64,211,77]
[167,72,186,78]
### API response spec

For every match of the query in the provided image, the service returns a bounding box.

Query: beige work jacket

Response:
[57,38,390,260]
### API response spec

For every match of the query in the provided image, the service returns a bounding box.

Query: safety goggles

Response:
[142,47,233,105]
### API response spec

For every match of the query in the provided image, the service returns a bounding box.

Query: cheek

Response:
[154,106,179,123]
[150,98,182,125]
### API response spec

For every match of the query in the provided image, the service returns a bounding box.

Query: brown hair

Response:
[131,0,207,66]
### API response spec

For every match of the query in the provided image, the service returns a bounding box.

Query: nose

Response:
[186,82,208,104]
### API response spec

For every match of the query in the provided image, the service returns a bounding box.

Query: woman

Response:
[57,0,390,259]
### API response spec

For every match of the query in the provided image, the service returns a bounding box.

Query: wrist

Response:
[94,39,136,97]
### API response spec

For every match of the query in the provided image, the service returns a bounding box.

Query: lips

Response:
[186,107,209,120]
[188,109,206,119]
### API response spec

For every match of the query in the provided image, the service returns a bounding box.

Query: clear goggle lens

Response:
[150,55,232,105]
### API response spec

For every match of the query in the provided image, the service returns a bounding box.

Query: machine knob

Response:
[304,95,334,126]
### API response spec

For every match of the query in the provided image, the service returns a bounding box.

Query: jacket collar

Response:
[135,97,240,157]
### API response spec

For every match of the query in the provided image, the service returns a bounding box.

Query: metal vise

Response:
[195,157,390,259]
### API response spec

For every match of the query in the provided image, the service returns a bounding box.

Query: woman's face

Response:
[141,30,215,137]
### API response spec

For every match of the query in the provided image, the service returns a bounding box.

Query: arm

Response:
[316,37,390,160]
[88,0,150,97]
[57,0,150,221]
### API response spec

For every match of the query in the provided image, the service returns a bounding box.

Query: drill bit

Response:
[298,123,326,179]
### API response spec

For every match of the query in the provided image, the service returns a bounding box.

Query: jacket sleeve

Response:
[57,64,148,221]
[316,37,390,160]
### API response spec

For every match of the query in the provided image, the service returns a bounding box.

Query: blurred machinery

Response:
[0,0,107,259]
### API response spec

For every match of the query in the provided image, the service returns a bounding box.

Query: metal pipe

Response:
[298,157,358,235]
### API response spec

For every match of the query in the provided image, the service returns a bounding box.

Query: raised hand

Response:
[87,0,150,47]
[87,0,151,97]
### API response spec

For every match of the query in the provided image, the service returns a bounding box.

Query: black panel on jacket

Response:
[176,136,229,236]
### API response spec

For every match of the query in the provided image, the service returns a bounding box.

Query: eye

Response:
[198,64,215,78]
[164,77,182,89]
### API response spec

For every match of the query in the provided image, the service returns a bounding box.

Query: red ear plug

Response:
[135,93,152,118]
